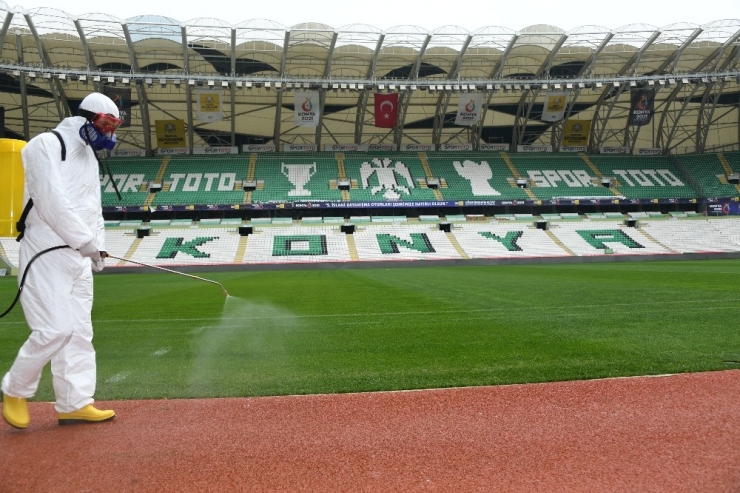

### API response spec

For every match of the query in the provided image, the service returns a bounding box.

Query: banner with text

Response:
[599,146,629,154]
[324,144,369,152]
[562,119,591,146]
[400,144,436,151]
[155,119,186,148]
[454,93,483,126]
[294,90,320,127]
[103,87,131,127]
[242,144,276,153]
[156,147,189,156]
[517,144,553,153]
[479,143,509,151]
[541,92,568,122]
[195,90,223,123]
[368,144,397,151]
[628,88,655,126]
[111,149,145,157]
[284,144,318,152]
[440,143,473,151]
[193,146,238,155]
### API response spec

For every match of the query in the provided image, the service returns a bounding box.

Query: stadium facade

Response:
[1,5,740,226]
[0,5,738,155]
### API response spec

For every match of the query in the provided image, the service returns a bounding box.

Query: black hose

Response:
[0,245,70,318]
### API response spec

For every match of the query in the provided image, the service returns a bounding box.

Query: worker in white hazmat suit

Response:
[1,92,122,429]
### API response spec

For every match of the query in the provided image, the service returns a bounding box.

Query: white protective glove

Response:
[78,240,101,262]
[91,257,105,272]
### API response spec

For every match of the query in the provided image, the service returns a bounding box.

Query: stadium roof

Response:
[1,4,739,154]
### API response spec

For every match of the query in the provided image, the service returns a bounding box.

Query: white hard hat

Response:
[79,92,119,118]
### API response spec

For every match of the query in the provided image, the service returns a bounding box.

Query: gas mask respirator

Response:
[79,112,122,151]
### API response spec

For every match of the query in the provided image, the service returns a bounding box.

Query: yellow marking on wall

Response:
[445,231,469,259]
[580,153,623,196]
[154,156,171,182]
[418,152,433,177]
[500,152,537,199]
[345,232,359,261]
[336,153,346,179]
[636,228,673,252]
[120,238,142,266]
[718,153,734,175]
[143,156,172,208]
[717,154,740,193]
[545,230,575,256]
[418,152,444,200]
[235,234,249,263]
[244,153,258,203]
[500,152,521,178]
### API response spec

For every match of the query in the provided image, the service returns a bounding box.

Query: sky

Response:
[10,0,739,31]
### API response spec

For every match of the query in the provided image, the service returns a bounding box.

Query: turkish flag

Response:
[374,93,398,128]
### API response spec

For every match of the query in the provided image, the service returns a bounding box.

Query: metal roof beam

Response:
[230,28,236,146]
[658,26,740,152]
[24,12,69,120]
[274,31,291,147]
[0,10,14,58]
[355,33,386,144]
[410,34,432,80]
[181,25,194,153]
[15,31,28,140]
[656,28,703,74]
[513,33,568,148]
[122,23,152,156]
[315,31,339,147]
[489,33,518,79]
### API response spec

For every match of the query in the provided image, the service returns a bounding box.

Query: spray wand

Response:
[106,254,229,297]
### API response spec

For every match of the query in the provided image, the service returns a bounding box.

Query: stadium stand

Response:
[150,156,248,206]
[342,153,438,202]
[588,155,696,199]
[507,154,615,200]
[101,158,160,207]
[676,152,740,198]
[424,152,531,201]
[251,153,343,203]
[3,218,740,269]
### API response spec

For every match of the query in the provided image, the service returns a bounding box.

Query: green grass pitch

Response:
[1,259,739,402]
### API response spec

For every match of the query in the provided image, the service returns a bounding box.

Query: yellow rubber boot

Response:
[2,394,30,429]
[58,404,115,425]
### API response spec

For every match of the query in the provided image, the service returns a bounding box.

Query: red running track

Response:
[2,370,739,492]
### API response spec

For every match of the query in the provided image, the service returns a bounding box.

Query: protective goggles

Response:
[90,112,123,135]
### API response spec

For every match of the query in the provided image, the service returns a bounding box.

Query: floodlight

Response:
[208,80,214,87]
[222,80,229,87]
